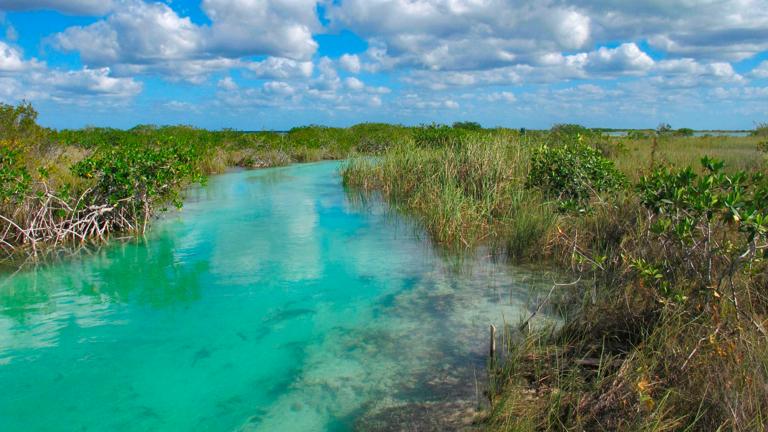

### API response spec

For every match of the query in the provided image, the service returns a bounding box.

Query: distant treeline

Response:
[1,101,766,261]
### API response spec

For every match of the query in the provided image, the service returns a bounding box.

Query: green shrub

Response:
[549,123,590,137]
[0,102,45,144]
[287,125,350,150]
[0,144,30,203]
[413,124,466,148]
[56,127,126,149]
[72,139,205,211]
[452,121,482,131]
[675,128,695,137]
[635,157,768,299]
[656,123,673,135]
[351,123,409,154]
[527,142,626,211]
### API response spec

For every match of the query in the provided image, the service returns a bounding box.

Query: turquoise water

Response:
[0,162,555,431]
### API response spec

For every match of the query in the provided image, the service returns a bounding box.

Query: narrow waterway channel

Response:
[0,161,557,431]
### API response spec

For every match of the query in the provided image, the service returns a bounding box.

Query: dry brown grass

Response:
[611,135,764,181]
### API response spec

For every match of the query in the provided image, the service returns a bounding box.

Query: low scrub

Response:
[413,123,469,148]
[342,128,768,430]
[633,157,767,300]
[73,138,206,221]
[486,158,768,431]
[528,141,626,211]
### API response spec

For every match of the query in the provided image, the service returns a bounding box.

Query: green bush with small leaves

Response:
[72,138,206,212]
[527,141,626,211]
[413,124,467,148]
[0,144,31,203]
[656,123,673,135]
[0,102,46,144]
[634,157,768,300]
[452,121,483,131]
[549,123,590,137]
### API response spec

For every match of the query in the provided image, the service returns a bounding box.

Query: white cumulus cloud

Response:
[339,54,361,73]
[202,0,319,60]
[52,0,320,82]
[585,43,655,74]
[345,77,365,91]
[487,91,516,103]
[0,0,113,15]
[54,1,201,65]
[35,67,142,97]
[750,61,768,79]
[245,57,314,80]
[0,41,40,72]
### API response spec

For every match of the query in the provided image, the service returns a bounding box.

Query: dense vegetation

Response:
[0,103,420,259]
[3,101,768,429]
[342,124,768,430]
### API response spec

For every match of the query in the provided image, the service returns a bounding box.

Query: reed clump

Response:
[343,135,556,256]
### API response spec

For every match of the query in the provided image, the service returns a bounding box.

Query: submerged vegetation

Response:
[2,101,768,430]
[342,123,768,430]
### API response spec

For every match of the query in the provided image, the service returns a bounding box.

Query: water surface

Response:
[0,162,555,431]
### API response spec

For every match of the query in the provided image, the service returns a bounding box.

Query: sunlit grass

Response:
[611,135,764,180]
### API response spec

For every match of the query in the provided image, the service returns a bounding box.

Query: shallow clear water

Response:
[0,161,555,431]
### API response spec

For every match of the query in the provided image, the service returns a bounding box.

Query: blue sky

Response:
[0,0,766,130]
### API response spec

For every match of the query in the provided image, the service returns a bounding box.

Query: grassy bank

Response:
[342,125,768,430]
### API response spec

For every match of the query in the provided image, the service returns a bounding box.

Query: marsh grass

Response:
[486,294,768,431]
[343,136,556,257]
[342,126,768,431]
[611,135,764,179]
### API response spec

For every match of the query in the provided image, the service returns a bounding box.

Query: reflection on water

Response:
[0,161,558,431]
